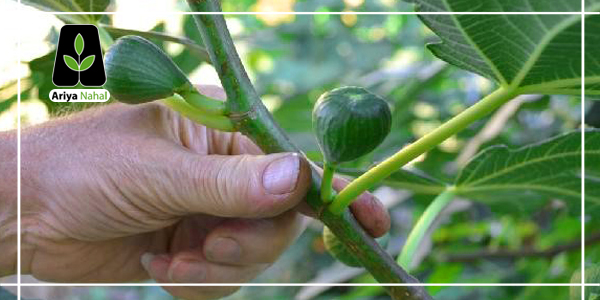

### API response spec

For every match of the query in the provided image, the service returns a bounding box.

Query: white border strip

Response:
[18,11,597,15]
[12,283,596,287]
[10,4,596,295]
[6,283,599,287]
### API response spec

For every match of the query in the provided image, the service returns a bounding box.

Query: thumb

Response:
[167,152,311,218]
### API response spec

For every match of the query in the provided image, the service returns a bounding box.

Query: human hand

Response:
[0,130,17,277]
[19,85,390,299]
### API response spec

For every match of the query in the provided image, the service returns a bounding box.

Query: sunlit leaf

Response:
[21,0,111,22]
[407,0,582,12]
[454,131,592,211]
[406,0,595,95]
[585,15,600,95]
[585,129,600,206]
[21,0,111,12]
[75,0,111,12]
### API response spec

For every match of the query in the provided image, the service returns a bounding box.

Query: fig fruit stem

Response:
[397,188,455,270]
[186,1,433,299]
[329,87,516,214]
[162,94,234,132]
[320,162,336,203]
[179,88,227,116]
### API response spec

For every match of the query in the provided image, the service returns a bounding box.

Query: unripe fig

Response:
[104,35,192,104]
[322,226,389,268]
[312,86,391,164]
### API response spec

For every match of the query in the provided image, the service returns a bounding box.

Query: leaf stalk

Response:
[397,189,455,269]
[320,163,336,203]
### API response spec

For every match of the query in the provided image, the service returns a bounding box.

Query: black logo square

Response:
[52,24,107,87]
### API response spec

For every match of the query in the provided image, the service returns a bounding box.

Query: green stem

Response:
[397,189,455,270]
[321,163,336,203]
[186,2,432,299]
[330,87,516,214]
[179,89,227,115]
[162,94,234,132]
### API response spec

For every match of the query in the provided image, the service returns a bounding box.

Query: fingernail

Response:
[263,154,300,195]
[140,253,155,274]
[168,259,206,283]
[205,237,241,263]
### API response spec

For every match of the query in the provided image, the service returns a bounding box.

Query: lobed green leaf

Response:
[407,0,597,95]
[453,130,594,212]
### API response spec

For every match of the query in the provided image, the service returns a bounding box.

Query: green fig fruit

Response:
[322,226,389,268]
[104,35,192,104]
[312,86,391,164]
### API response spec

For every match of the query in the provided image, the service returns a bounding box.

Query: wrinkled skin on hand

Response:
[19,85,390,300]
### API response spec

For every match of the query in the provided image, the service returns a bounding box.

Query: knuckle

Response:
[244,158,282,217]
